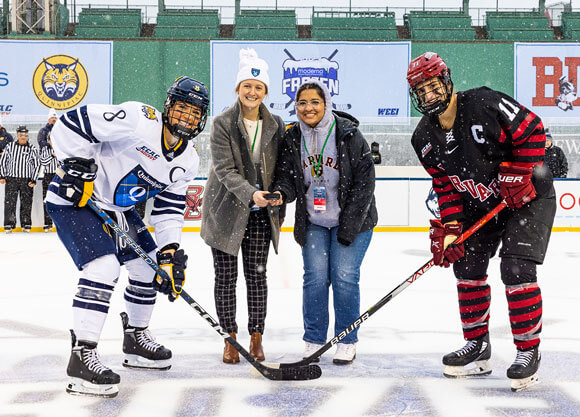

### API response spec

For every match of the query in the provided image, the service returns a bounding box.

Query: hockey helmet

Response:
[407,52,453,116]
[163,76,209,141]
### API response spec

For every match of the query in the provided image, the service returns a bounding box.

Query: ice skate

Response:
[66,330,120,398]
[507,347,540,392]
[121,312,172,370]
[442,333,492,378]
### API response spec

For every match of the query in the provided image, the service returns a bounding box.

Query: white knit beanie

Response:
[47,108,58,119]
[235,48,270,91]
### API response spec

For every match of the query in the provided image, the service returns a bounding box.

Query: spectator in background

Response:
[39,135,59,232]
[38,108,58,149]
[0,115,14,156]
[0,125,40,233]
[544,129,568,178]
[270,80,377,365]
[201,48,285,364]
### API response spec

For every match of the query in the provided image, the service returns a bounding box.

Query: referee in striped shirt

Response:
[0,125,40,233]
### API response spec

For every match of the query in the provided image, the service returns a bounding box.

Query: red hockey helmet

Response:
[407,52,453,116]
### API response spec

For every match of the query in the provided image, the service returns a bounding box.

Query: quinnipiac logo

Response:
[32,55,89,110]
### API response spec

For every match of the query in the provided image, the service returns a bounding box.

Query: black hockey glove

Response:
[56,157,98,207]
[154,248,188,302]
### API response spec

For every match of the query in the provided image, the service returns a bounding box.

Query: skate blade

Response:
[510,373,539,392]
[123,354,171,370]
[444,360,492,378]
[66,377,119,398]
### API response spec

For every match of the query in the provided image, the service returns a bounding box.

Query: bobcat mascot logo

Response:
[32,55,89,110]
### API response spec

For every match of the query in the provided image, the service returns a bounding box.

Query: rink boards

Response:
[1,176,579,232]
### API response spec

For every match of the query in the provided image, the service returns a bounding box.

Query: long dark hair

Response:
[296,83,326,104]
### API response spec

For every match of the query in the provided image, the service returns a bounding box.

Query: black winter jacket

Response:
[37,123,54,149]
[273,111,377,247]
[545,145,568,178]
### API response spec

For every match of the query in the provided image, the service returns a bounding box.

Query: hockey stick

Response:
[86,198,321,381]
[272,201,508,369]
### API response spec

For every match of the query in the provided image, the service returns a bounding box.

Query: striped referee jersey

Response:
[0,141,41,180]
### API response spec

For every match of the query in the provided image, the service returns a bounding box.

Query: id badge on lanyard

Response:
[313,182,327,213]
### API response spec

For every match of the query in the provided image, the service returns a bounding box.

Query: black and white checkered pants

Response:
[212,209,271,335]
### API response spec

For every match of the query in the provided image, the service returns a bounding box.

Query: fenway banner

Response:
[515,43,580,117]
[0,40,113,117]
[210,41,411,121]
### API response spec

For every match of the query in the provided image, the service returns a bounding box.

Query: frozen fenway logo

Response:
[270,48,351,114]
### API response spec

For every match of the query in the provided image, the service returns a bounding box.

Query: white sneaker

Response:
[303,342,324,363]
[333,343,356,365]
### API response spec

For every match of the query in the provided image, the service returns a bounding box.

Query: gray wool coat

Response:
[200,100,285,256]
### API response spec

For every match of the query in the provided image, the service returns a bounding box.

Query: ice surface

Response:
[1,231,580,416]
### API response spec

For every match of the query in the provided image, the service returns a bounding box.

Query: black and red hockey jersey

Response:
[411,87,547,224]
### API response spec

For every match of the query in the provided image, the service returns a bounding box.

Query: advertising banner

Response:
[0,40,113,117]
[210,41,411,121]
[515,42,580,117]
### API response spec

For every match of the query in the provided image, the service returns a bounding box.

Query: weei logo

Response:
[271,48,351,115]
[32,55,89,110]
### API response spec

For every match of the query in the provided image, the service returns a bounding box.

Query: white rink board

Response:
[1,177,579,230]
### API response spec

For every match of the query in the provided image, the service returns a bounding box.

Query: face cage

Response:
[409,75,453,116]
[163,99,206,141]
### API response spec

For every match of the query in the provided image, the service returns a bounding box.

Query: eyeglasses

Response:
[296,100,323,109]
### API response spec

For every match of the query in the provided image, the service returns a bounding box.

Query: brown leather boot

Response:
[223,333,240,364]
[249,332,265,361]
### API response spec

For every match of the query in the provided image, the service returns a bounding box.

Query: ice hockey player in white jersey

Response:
[46,76,209,398]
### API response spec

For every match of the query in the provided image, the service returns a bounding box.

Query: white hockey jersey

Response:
[47,101,200,248]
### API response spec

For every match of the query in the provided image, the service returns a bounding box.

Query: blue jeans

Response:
[302,224,373,345]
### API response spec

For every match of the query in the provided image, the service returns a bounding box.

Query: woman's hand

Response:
[268,191,283,206]
[252,190,271,207]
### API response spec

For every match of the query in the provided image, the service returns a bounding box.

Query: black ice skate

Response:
[66,330,120,398]
[121,312,172,370]
[442,333,492,378]
[507,347,540,392]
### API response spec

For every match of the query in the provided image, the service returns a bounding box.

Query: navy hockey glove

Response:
[154,248,188,302]
[56,157,98,207]
[498,163,536,209]
[429,220,464,268]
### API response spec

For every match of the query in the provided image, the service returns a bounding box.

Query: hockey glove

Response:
[154,248,188,302]
[429,220,465,268]
[498,163,536,209]
[56,157,98,207]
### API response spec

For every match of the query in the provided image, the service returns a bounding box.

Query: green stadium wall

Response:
[111,41,514,117]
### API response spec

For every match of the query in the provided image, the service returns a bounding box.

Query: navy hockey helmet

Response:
[163,76,210,141]
[407,52,453,116]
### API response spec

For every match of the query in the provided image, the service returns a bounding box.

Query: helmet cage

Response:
[407,52,454,116]
[163,77,209,141]
[409,73,453,116]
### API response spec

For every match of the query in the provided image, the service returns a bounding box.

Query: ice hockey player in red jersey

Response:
[407,52,556,391]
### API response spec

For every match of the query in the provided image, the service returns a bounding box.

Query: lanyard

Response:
[302,119,335,178]
[250,110,260,153]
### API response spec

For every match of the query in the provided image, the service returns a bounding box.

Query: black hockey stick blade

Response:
[86,198,321,381]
